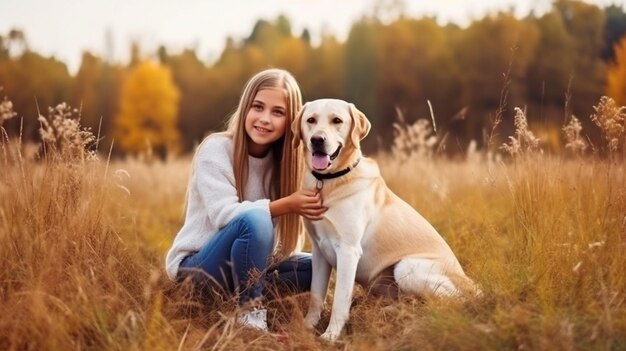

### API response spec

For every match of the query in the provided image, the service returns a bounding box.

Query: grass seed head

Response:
[0,95,17,128]
[392,113,437,161]
[38,102,97,162]
[562,115,587,155]
[590,96,626,153]
[501,107,541,157]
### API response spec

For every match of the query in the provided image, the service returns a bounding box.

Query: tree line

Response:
[1,0,626,156]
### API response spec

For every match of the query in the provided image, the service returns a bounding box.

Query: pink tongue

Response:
[312,154,331,170]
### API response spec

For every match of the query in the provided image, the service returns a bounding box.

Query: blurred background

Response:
[1,0,625,157]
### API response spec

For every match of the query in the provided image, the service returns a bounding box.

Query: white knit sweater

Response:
[165,133,275,281]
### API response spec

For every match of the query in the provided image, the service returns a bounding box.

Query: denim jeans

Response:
[178,208,312,305]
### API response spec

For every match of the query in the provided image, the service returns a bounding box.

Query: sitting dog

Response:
[292,99,479,341]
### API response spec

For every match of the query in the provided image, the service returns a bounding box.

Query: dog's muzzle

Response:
[311,143,342,171]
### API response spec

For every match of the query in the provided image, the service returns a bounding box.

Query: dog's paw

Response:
[320,329,340,342]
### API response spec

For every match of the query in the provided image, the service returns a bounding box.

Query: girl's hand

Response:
[289,190,327,220]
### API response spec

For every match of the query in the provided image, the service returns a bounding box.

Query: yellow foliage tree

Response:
[607,35,626,107]
[115,61,181,158]
[276,37,309,79]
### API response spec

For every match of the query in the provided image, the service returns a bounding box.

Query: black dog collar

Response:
[312,157,361,181]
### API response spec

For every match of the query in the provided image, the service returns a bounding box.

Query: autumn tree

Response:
[164,49,221,150]
[70,51,123,144]
[72,52,102,131]
[1,9,618,153]
[304,34,345,101]
[377,18,462,149]
[455,13,539,145]
[378,18,422,134]
[276,36,310,81]
[0,50,72,140]
[246,16,292,63]
[607,35,626,106]
[603,5,626,61]
[525,11,576,136]
[344,18,380,151]
[114,61,181,158]
[554,0,606,121]
[526,13,575,107]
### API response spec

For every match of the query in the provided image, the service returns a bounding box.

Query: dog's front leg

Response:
[321,244,362,341]
[305,240,331,329]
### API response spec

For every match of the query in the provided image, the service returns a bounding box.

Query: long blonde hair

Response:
[225,68,304,259]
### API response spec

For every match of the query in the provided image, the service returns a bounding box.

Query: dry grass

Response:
[591,97,626,155]
[1,97,626,350]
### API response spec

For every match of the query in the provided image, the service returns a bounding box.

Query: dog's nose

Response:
[311,136,325,149]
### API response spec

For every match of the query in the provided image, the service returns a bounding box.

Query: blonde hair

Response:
[225,68,304,259]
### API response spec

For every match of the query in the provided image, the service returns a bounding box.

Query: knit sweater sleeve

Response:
[194,137,270,229]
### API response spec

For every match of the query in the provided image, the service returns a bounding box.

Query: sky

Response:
[0,0,624,74]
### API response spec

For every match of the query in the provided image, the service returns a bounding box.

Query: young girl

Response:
[165,68,325,332]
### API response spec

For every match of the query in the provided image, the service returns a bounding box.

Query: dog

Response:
[292,99,479,341]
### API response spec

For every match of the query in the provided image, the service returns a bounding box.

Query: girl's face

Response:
[245,88,288,157]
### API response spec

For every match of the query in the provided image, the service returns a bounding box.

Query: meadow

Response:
[1,99,625,350]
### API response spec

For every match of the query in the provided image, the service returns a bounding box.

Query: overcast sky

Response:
[0,0,623,73]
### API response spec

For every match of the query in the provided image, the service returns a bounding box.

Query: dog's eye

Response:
[306,117,316,124]
[332,117,343,124]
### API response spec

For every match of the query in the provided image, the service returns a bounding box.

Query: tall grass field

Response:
[1,98,625,350]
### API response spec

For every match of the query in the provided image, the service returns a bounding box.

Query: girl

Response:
[165,68,325,331]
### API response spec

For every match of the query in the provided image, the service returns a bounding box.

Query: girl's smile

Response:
[253,125,273,134]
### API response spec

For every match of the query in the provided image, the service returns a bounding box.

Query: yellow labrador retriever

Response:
[293,99,479,341]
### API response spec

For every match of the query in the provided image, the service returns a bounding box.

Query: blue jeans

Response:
[178,209,312,305]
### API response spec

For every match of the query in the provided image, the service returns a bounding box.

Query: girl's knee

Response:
[234,209,273,243]
[237,208,272,227]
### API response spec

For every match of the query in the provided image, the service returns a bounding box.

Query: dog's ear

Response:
[349,103,371,148]
[292,102,307,149]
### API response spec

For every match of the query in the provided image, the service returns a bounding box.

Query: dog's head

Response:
[292,99,371,173]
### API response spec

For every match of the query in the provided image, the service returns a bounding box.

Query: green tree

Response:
[72,52,106,134]
[276,37,309,80]
[0,51,72,140]
[554,0,606,122]
[344,18,380,150]
[304,34,345,101]
[525,12,576,121]
[166,49,221,151]
[455,13,539,145]
[246,17,292,62]
[72,52,101,130]
[71,51,124,150]
[603,5,626,61]
[114,61,181,158]
[377,18,462,149]
[98,64,124,147]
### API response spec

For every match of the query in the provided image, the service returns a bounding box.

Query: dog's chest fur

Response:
[305,219,340,266]
[303,169,381,284]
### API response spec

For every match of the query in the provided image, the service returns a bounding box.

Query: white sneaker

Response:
[237,308,268,332]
